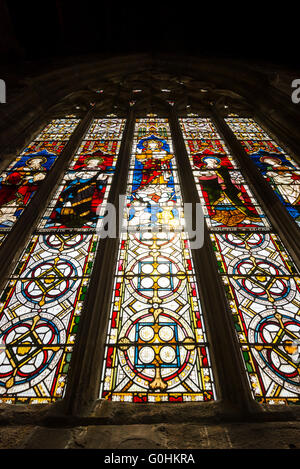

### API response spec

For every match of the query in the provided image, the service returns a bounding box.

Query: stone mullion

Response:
[211,107,300,270]
[62,108,135,416]
[0,109,94,289]
[168,107,262,417]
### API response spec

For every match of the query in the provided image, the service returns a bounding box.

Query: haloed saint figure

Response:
[197,156,260,227]
[48,153,110,229]
[128,134,179,228]
[258,154,300,223]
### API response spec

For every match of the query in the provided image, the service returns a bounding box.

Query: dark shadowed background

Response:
[1,0,299,66]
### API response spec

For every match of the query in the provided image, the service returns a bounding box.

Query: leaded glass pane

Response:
[0,118,126,403]
[99,117,216,403]
[225,117,300,228]
[180,117,300,405]
[0,119,80,232]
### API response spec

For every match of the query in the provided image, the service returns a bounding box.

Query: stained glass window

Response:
[1,106,298,409]
[225,117,300,228]
[0,118,125,403]
[0,119,80,242]
[180,116,300,405]
[99,117,216,403]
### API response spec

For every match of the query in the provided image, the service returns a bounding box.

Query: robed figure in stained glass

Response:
[48,151,113,228]
[196,155,261,227]
[135,135,173,188]
[0,152,53,226]
[251,151,300,223]
[128,133,179,227]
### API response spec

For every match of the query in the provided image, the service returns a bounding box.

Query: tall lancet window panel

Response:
[0,118,126,403]
[225,117,300,228]
[0,118,80,245]
[99,117,216,403]
[179,117,300,405]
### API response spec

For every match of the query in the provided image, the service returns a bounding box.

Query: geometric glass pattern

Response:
[225,117,300,228]
[0,119,80,233]
[180,116,300,405]
[0,118,125,403]
[99,117,216,403]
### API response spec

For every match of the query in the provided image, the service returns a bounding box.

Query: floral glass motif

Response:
[0,119,80,232]
[100,117,216,403]
[0,118,125,403]
[225,117,300,227]
[180,117,300,405]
